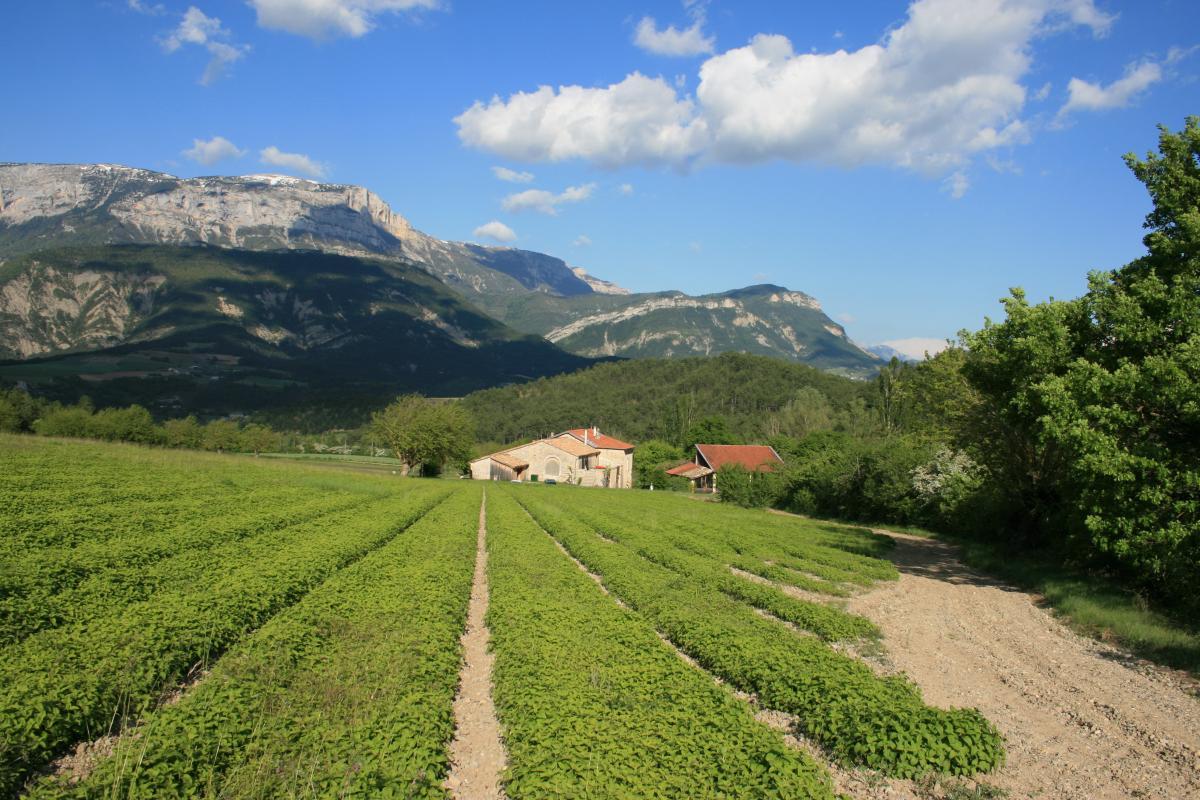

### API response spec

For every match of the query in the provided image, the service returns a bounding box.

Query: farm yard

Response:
[1,435,1197,799]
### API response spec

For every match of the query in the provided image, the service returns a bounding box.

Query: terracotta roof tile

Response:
[490,452,529,470]
[666,463,713,479]
[695,444,783,472]
[563,428,635,451]
[547,435,602,457]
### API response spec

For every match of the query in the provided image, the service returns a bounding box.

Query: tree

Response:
[163,416,204,449]
[683,416,735,451]
[372,395,474,476]
[633,439,686,489]
[239,423,280,456]
[768,386,834,439]
[0,388,41,433]
[961,118,1200,612]
[202,420,241,453]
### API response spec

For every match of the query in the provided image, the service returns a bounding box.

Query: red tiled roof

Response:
[695,444,783,472]
[666,462,713,479]
[562,428,635,451]
[546,435,602,458]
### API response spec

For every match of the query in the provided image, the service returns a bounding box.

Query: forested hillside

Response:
[460,351,874,445]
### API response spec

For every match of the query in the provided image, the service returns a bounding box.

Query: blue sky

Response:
[2,0,1196,354]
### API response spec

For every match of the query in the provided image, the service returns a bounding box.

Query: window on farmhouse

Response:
[544,458,560,477]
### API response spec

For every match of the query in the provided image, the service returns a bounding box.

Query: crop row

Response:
[0,492,371,646]
[485,491,836,798]
[510,487,1005,778]
[567,501,878,642]
[0,483,452,795]
[26,484,483,799]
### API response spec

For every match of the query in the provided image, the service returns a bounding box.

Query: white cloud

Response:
[619,182,634,195]
[572,234,592,247]
[836,312,856,324]
[501,183,596,215]
[161,7,248,85]
[456,0,1114,181]
[881,337,951,359]
[473,220,517,243]
[260,146,327,178]
[247,0,441,40]
[943,170,970,199]
[183,136,246,165]
[455,72,708,168]
[1058,60,1162,117]
[492,166,534,183]
[128,0,165,15]
[1033,81,1052,101]
[634,16,714,57]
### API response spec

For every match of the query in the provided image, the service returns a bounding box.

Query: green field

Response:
[0,435,1003,798]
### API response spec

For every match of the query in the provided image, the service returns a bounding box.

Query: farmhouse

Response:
[667,443,783,493]
[469,426,635,488]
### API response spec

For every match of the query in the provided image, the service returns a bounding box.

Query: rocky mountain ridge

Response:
[0,162,881,377]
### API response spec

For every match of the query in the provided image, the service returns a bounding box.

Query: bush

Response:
[717,464,784,508]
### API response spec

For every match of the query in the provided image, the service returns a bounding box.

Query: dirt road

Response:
[838,530,1200,799]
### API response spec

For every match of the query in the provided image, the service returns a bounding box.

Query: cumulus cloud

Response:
[260,146,328,178]
[501,183,596,215]
[572,234,592,247]
[1058,60,1162,118]
[492,166,534,183]
[619,183,635,195]
[457,0,1116,182]
[473,220,517,243]
[456,72,708,168]
[161,7,248,85]
[880,337,951,360]
[634,16,714,57]
[247,0,441,40]
[183,135,245,165]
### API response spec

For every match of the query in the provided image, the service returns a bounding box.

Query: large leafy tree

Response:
[962,118,1200,610]
[372,394,474,476]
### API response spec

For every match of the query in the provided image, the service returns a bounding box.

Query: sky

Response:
[2,0,1196,356]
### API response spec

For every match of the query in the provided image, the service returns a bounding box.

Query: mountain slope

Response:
[0,245,591,415]
[0,162,881,377]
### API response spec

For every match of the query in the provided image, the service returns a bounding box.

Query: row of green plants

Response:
[27,486,483,799]
[485,491,836,799]
[509,487,1005,778]
[571,502,879,642]
[0,483,451,794]
[0,491,372,647]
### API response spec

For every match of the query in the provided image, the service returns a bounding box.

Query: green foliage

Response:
[0,387,41,432]
[372,394,474,475]
[27,487,479,799]
[509,486,1003,778]
[486,491,835,799]
[161,415,203,448]
[0,436,452,793]
[201,418,241,452]
[461,351,874,446]
[632,438,686,489]
[684,415,736,449]
[716,464,784,508]
[960,117,1200,613]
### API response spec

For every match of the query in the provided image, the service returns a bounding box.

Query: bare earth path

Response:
[444,494,507,800]
[841,529,1200,799]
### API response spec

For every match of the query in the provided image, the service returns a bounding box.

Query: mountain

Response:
[0,162,594,302]
[865,344,920,363]
[484,284,879,378]
[0,244,590,418]
[0,162,882,385]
